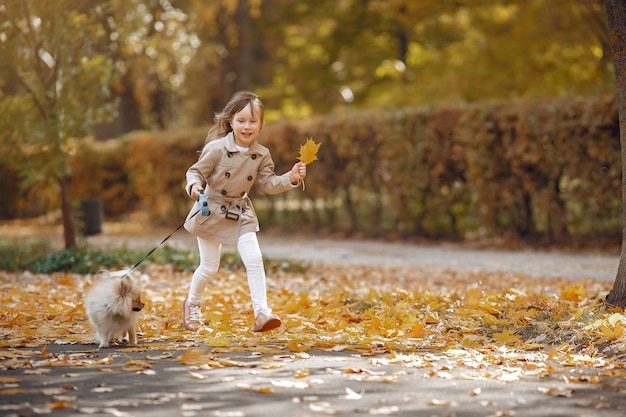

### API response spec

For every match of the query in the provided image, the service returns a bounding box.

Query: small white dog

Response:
[85,270,145,348]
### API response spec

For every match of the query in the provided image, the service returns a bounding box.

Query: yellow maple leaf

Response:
[560,284,586,302]
[47,401,76,410]
[460,335,482,349]
[493,329,522,344]
[179,348,207,365]
[297,137,321,164]
[600,322,624,338]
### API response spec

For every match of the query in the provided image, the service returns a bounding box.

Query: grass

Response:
[0,238,309,274]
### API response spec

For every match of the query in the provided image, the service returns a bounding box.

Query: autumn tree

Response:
[92,0,196,138]
[175,0,260,126]
[0,0,120,248]
[222,0,612,119]
[605,0,626,307]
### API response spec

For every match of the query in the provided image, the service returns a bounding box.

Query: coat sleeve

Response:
[255,152,298,195]
[185,143,219,197]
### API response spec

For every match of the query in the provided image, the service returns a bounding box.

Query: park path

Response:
[2,219,619,280]
[257,236,619,281]
[82,223,619,281]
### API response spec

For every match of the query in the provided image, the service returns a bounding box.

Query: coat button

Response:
[225,172,231,177]
[228,152,233,158]
[247,175,253,181]
[221,190,227,195]
[221,205,226,211]
[251,154,257,160]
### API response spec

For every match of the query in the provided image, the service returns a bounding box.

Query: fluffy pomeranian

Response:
[85,270,145,348]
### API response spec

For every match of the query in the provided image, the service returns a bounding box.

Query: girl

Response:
[183,90,306,332]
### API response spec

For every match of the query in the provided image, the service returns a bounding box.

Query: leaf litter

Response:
[1,262,626,414]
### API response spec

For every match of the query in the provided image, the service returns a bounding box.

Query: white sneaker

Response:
[182,298,202,331]
[254,311,282,332]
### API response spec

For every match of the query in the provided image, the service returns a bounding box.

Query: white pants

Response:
[188,232,270,316]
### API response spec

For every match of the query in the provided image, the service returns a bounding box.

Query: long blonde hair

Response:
[205,90,265,143]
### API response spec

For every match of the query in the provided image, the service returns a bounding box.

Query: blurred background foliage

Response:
[0,0,620,247]
[59,94,625,248]
[1,0,612,135]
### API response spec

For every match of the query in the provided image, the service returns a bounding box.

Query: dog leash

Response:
[122,192,208,277]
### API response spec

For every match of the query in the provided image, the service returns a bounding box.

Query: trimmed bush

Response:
[2,94,620,244]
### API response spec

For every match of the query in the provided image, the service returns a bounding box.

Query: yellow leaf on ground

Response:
[179,348,208,365]
[46,401,76,409]
[560,284,586,302]
[188,371,209,380]
[461,335,482,349]
[0,388,28,395]
[493,329,521,344]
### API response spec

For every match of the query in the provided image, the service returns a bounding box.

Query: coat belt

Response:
[206,189,249,207]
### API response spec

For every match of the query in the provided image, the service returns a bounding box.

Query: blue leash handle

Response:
[198,191,209,216]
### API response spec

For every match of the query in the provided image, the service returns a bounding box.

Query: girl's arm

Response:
[255,155,306,194]
[185,144,218,200]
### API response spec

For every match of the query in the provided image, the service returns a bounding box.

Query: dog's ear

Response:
[119,275,134,296]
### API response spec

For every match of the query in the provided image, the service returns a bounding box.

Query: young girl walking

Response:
[183,90,307,332]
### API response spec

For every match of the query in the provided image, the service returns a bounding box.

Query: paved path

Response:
[83,226,620,281]
[3,342,625,417]
[257,236,620,281]
[5,220,620,280]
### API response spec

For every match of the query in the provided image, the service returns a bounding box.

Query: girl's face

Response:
[231,103,261,147]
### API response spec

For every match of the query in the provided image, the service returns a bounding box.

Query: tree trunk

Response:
[58,175,77,250]
[605,0,626,307]
[236,0,253,90]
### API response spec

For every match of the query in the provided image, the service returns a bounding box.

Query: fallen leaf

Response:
[428,398,458,407]
[309,402,341,414]
[237,383,274,394]
[92,387,114,393]
[343,387,363,400]
[368,405,400,414]
[493,330,522,344]
[270,379,310,389]
[538,386,573,397]
[0,388,28,395]
[188,371,209,380]
[46,401,76,409]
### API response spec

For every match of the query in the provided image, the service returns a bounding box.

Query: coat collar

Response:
[223,131,268,156]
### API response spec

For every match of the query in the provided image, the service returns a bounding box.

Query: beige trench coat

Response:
[183,132,297,246]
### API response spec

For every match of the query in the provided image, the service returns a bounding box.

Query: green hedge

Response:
[2,94,620,244]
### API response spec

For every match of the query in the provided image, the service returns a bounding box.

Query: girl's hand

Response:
[190,183,205,201]
[289,162,307,184]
